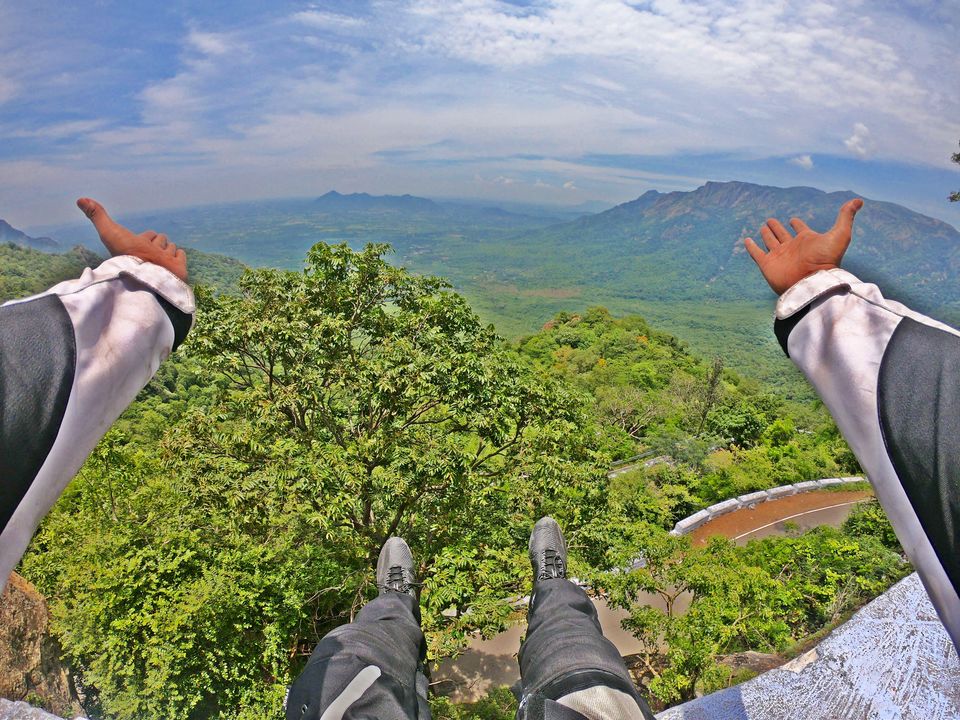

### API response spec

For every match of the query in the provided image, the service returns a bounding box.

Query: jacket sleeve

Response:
[775,267,960,652]
[0,255,194,589]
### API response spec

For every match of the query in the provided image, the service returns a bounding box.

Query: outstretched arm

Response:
[745,200,960,653]
[0,200,194,589]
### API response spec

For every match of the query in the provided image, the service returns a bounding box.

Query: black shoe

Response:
[529,516,567,582]
[376,536,416,596]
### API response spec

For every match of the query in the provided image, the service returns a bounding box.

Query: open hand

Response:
[744,198,863,295]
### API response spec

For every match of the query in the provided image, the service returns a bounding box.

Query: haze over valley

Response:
[23,180,960,394]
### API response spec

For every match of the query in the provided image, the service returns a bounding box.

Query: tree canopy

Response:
[20,242,904,720]
[23,243,608,719]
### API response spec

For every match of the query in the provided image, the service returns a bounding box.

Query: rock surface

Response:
[718,651,782,675]
[0,573,82,718]
[656,573,960,719]
[0,700,81,720]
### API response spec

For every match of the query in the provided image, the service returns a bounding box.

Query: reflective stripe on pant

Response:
[286,592,430,720]
[517,578,655,720]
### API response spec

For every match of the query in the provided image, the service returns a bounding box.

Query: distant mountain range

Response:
[475,180,960,317]
[315,191,443,214]
[0,219,60,252]
[312,190,592,225]
[11,182,960,394]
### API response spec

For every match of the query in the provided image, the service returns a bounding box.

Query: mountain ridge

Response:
[315,190,443,214]
[489,180,960,316]
[0,219,60,252]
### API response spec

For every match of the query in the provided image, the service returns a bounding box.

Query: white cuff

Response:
[775,268,861,320]
[48,255,195,314]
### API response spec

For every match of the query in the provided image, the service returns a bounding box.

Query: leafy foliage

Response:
[598,522,909,706]
[430,687,517,720]
[0,243,100,302]
[518,308,859,519]
[841,499,902,551]
[23,243,607,719]
[18,241,905,719]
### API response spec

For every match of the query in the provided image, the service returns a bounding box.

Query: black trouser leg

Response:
[287,592,430,720]
[517,578,655,720]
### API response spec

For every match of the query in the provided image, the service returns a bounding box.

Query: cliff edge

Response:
[0,573,82,718]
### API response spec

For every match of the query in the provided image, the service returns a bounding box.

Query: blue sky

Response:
[2,0,959,229]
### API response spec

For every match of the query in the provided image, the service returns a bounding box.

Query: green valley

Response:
[33,181,960,397]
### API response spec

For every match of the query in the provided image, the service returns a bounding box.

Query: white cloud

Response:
[187,30,233,56]
[10,119,108,139]
[291,10,365,29]
[844,123,874,159]
[403,0,942,159]
[563,180,577,190]
[4,1,960,225]
[580,74,627,93]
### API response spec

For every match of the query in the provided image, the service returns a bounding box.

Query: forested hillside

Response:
[12,241,908,719]
[517,309,858,504]
[478,181,960,310]
[426,181,960,396]
[0,243,100,301]
[0,242,246,303]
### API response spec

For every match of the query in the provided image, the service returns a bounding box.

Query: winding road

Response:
[434,486,874,702]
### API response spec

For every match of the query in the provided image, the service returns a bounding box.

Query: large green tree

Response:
[24,243,607,720]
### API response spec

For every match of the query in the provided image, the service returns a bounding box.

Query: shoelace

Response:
[383,565,412,593]
[537,549,566,581]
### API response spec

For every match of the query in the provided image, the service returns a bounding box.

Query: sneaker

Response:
[528,516,567,582]
[376,536,416,596]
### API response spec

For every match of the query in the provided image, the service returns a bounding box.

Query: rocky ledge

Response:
[657,572,960,720]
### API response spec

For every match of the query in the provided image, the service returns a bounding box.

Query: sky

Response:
[1,0,959,229]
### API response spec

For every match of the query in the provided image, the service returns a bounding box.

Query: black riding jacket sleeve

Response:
[775,268,960,652]
[0,255,194,588]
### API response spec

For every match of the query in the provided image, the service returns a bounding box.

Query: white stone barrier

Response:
[669,477,866,536]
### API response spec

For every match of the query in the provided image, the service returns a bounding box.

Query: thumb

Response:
[76,197,126,243]
[832,197,863,238]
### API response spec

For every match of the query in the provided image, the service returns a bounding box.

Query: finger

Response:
[767,218,794,244]
[789,217,811,234]
[154,233,169,249]
[744,237,766,266]
[139,230,158,241]
[760,224,780,249]
[76,197,128,243]
[832,198,864,237]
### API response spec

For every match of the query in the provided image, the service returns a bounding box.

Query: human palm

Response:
[744,198,863,295]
